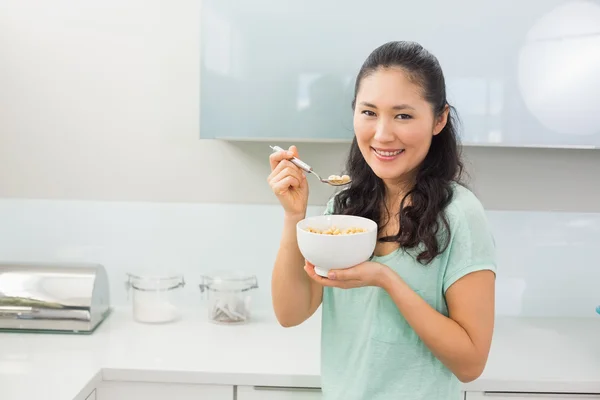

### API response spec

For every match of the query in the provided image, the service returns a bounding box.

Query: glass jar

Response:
[199,271,258,324]
[126,273,185,324]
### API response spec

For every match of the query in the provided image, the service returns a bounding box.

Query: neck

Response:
[381,181,412,218]
[383,174,415,201]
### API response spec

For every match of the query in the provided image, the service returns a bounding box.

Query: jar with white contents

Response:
[199,272,258,324]
[126,273,185,324]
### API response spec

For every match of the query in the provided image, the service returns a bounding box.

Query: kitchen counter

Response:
[1,307,599,400]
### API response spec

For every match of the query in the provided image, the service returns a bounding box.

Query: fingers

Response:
[304,259,365,289]
[267,160,306,195]
[272,176,300,196]
[304,261,321,281]
[304,262,333,285]
[268,159,304,183]
[269,145,297,171]
[268,145,306,197]
[327,268,357,281]
[305,260,357,281]
[304,261,348,288]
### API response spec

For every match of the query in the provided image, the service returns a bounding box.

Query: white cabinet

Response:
[237,385,322,400]
[85,389,96,400]
[96,381,233,400]
[466,393,600,400]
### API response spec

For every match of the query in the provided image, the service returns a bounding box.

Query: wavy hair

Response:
[333,41,465,264]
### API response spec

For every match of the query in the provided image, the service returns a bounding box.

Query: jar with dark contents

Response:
[199,272,258,324]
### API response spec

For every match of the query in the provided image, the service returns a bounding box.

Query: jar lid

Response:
[126,272,185,291]
[199,271,258,293]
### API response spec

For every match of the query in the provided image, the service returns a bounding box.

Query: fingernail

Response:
[328,272,336,280]
[287,151,293,156]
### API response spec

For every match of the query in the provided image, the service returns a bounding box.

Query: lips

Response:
[373,148,404,157]
[371,147,404,161]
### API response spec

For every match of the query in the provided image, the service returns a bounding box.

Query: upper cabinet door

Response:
[199,0,600,149]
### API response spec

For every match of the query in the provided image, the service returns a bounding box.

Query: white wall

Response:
[0,1,599,319]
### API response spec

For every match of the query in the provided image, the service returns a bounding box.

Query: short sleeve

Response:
[323,196,335,216]
[442,196,497,293]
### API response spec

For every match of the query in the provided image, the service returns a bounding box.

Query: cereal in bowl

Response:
[304,226,366,235]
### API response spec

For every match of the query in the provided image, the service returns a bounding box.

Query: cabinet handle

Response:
[484,393,600,398]
[253,386,322,392]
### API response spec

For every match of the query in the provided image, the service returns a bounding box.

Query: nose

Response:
[373,118,395,142]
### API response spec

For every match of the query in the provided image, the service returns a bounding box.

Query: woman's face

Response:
[353,67,448,188]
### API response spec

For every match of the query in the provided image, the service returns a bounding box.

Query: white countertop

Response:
[1,307,599,400]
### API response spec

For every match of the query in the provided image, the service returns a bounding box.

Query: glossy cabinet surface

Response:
[200,0,600,148]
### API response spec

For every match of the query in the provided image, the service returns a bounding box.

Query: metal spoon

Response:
[270,145,352,187]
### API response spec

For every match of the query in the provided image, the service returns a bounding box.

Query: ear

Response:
[433,104,449,136]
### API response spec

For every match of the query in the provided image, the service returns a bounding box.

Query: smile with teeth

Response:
[373,148,404,157]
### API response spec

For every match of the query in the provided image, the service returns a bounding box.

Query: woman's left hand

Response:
[304,260,388,289]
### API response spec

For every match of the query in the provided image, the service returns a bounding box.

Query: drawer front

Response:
[97,382,233,400]
[237,385,322,400]
[466,392,600,400]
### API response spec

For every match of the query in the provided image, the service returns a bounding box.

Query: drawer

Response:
[466,392,600,400]
[237,385,322,400]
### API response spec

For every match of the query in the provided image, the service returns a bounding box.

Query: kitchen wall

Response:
[0,198,598,318]
[0,0,598,317]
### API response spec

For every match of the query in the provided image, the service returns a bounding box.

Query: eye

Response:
[361,110,376,117]
[395,114,412,120]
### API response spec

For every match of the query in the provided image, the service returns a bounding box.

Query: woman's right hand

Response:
[268,145,309,218]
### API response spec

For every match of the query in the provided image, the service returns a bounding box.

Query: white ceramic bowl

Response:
[296,215,378,277]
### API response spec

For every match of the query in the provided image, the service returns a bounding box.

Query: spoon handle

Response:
[270,145,313,173]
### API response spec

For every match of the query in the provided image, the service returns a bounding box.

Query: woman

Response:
[267,41,496,400]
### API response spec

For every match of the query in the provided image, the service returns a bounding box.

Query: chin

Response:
[366,158,416,184]
[369,166,407,182]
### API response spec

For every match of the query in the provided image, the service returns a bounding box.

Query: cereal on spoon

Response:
[327,174,351,185]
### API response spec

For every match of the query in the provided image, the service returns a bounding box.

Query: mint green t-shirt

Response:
[320,183,497,400]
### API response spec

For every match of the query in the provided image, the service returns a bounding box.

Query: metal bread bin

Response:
[0,262,111,333]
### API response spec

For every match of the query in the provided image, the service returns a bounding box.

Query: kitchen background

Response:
[0,0,599,317]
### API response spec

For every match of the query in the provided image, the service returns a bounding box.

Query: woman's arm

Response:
[304,192,496,381]
[304,258,495,381]
[272,213,323,327]
[379,267,495,382]
[268,146,323,328]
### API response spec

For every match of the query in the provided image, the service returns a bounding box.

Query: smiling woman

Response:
[336,41,463,264]
[268,41,497,400]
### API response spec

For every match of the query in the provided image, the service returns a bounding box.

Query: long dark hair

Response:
[333,41,465,264]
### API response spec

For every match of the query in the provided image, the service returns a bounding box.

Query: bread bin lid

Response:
[0,261,111,333]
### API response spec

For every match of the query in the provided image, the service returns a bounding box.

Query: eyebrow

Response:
[360,101,415,111]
